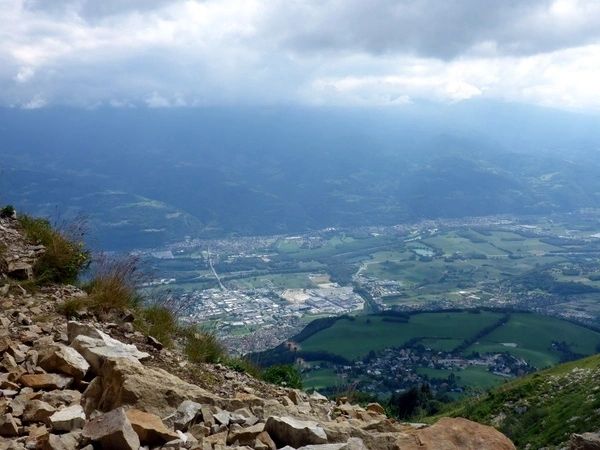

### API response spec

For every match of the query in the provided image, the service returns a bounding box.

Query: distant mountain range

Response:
[2,103,600,250]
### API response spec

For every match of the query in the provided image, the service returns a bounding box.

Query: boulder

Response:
[20,373,73,390]
[49,405,86,432]
[82,407,140,450]
[86,357,219,417]
[125,408,179,445]
[570,432,600,450]
[265,416,328,448]
[227,423,265,446]
[66,321,104,343]
[395,417,516,450]
[70,334,149,373]
[365,403,385,415]
[39,344,90,379]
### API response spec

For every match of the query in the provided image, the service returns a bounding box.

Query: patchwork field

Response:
[279,310,600,392]
[300,311,505,360]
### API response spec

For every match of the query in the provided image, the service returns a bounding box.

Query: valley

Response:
[135,210,600,394]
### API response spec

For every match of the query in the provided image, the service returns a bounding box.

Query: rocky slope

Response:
[0,215,519,449]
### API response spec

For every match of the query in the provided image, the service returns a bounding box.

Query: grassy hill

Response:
[436,354,600,449]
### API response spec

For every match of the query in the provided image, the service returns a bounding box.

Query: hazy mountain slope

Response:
[2,105,600,249]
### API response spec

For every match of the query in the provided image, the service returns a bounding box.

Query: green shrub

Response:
[182,326,227,364]
[262,364,303,389]
[18,215,89,284]
[0,205,15,219]
[225,357,262,378]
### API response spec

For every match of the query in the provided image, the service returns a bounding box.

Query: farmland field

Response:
[300,311,505,360]
[299,311,600,367]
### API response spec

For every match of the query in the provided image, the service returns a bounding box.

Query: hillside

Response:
[0,212,520,449]
[438,354,600,449]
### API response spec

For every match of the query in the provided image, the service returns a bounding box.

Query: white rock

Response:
[49,405,86,432]
[39,344,90,379]
[71,334,149,372]
[265,416,328,448]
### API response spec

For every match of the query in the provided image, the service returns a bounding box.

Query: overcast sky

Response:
[2,0,600,110]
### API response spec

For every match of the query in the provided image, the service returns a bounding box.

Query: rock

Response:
[86,357,218,417]
[26,423,49,447]
[66,321,103,343]
[125,408,179,445]
[49,405,86,432]
[365,403,385,415]
[227,423,265,446]
[71,334,150,373]
[23,400,56,423]
[265,416,328,448]
[309,391,328,402]
[7,261,33,280]
[288,389,308,405]
[255,431,277,450]
[169,400,203,430]
[214,410,231,426]
[39,344,90,379]
[82,407,140,450]
[19,373,73,390]
[0,413,19,437]
[395,417,516,450]
[41,432,81,450]
[205,430,228,447]
[570,432,600,449]
[41,390,82,408]
[147,335,163,350]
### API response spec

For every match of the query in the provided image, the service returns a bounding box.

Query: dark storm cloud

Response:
[270,0,600,59]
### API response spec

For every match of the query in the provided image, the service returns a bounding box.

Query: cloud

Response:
[267,0,600,59]
[1,0,600,110]
[21,94,46,109]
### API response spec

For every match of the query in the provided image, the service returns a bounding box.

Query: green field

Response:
[416,366,506,390]
[467,313,600,368]
[301,311,505,360]
[292,310,600,394]
[302,367,342,390]
[299,311,600,368]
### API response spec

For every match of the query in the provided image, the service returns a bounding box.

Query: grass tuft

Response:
[137,305,178,347]
[18,215,89,284]
[182,325,227,364]
[84,256,141,312]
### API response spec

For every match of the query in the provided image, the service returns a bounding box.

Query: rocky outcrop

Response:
[0,215,517,450]
[570,432,600,449]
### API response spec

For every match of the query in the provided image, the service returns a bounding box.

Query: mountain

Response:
[2,104,600,250]
[438,354,600,449]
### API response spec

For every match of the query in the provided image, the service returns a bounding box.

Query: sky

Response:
[2,0,600,111]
